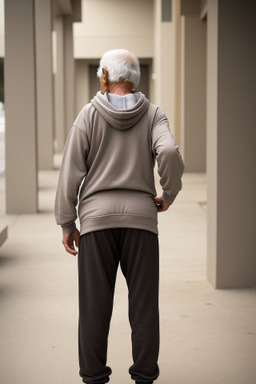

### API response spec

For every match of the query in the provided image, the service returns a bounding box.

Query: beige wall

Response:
[73,0,154,59]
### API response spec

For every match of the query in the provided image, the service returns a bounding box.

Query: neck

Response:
[108,81,133,95]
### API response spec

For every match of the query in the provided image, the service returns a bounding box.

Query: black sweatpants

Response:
[78,228,160,384]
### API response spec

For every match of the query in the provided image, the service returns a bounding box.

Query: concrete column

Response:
[54,15,75,153]
[206,0,218,288]
[35,0,54,170]
[5,0,38,213]
[153,0,175,131]
[63,15,75,138]
[207,0,256,288]
[54,16,65,153]
[152,0,161,106]
[181,11,206,171]
[173,0,182,147]
[160,19,175,127]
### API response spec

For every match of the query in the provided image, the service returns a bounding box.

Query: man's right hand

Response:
[62,229,80,256]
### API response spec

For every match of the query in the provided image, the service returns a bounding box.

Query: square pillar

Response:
[54,15,75,153]
[54,16,65,153]
[180,0,206,172]
[63,15,75,139]
[173,0,182,147]
[153,0,175,129]
[5,0,38,213]
[207,0,256,288]
[35,0,54,170]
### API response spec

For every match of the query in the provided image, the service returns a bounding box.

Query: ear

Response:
[100,68,109,94]
[102,68,108,85]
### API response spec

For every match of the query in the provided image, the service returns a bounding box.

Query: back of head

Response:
[97,49,141,89]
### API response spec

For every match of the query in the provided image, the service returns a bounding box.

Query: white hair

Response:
[97,49,141,88]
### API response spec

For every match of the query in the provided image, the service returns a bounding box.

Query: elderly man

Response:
[54,49,184,384]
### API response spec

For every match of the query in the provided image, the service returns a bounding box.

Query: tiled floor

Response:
[0,170,255,384]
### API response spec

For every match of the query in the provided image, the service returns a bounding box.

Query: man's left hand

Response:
[62,229,80,256]
[154,197,170,212]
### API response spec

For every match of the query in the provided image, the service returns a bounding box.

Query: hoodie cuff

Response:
[61,222,77,234]
[162,192,177,205]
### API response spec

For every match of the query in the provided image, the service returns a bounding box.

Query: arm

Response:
[152,108,184,210]
[54,124,89,253]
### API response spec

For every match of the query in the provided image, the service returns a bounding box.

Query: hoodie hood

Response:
[91,91,150,130]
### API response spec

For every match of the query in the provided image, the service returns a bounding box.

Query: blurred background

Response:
[0,1,256,384]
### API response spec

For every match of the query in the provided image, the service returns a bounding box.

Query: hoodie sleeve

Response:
[152,108,184,205]
[54,124,89,234]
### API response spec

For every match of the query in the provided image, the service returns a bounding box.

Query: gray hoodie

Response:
[54,91,184,236]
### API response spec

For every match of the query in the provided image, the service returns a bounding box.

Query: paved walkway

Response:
[0,169,255,384]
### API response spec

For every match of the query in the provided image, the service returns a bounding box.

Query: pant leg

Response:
[119,229,160,383]
[78,230,120,384]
